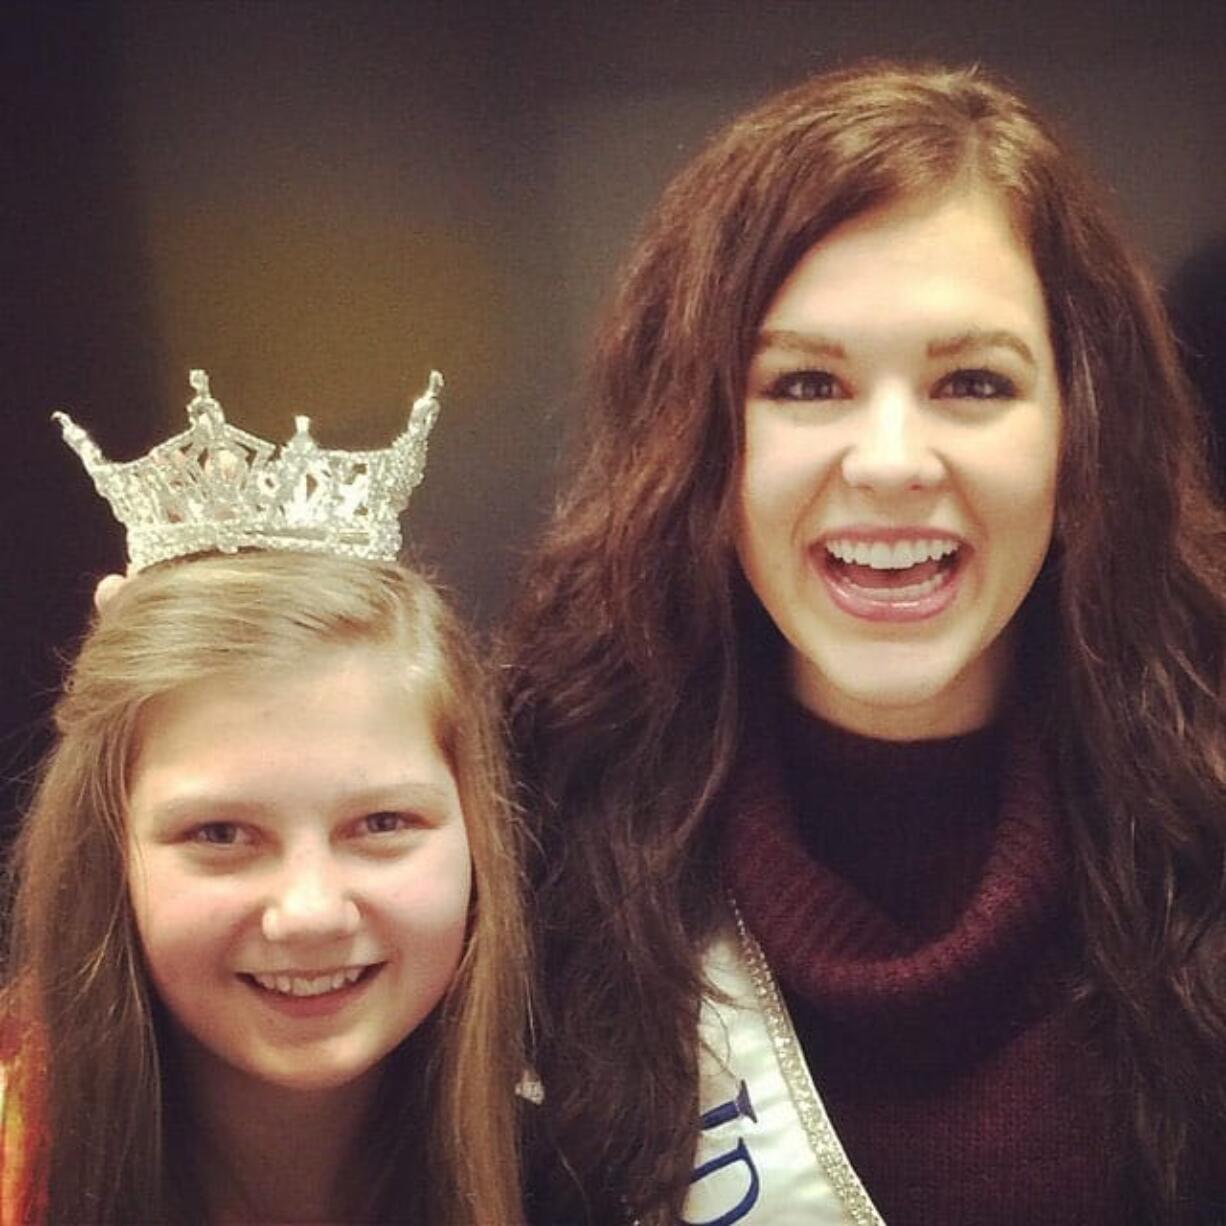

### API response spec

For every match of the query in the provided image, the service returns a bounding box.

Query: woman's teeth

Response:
[825,537,959,569]
[250,967,366,997]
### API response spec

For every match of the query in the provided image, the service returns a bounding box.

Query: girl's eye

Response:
[762,370,845,401]
[359,812,414,836]
[188,822,249,847]
[936,368,1017,400]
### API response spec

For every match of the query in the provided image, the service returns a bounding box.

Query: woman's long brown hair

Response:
[3,552,527,1224]
[503,62,1225,1224]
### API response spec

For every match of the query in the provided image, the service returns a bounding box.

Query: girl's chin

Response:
[229,1055,390,1099]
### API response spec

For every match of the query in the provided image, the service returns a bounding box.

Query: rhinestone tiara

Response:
[54,368,443,572]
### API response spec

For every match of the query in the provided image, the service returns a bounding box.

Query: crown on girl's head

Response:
[55,368,443,572]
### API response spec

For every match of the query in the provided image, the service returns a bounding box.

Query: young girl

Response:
[505,62,1225,1225]
[2,378,526,1223]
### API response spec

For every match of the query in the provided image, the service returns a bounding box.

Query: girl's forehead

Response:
[144,638,429,710]
[127,643,457,827]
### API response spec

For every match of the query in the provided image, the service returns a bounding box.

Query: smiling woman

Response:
[738,189,1061,739]
[504,61,1225,1226]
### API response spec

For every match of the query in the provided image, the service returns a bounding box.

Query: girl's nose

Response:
[261,852,361,944]
[840,388,945,493]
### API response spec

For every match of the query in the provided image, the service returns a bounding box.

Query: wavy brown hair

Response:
[3,551,527,1225]
[503,61,1226,1224]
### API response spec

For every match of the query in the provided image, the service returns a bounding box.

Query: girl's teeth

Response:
[252,967,366,997]
[826,537,958,569]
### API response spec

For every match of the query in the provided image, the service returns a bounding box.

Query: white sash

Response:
[682,915,885,1226]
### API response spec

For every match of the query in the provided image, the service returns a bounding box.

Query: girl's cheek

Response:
[384,859,473,935]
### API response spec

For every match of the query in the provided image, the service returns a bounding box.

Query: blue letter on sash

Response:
[681,1080,760,1226]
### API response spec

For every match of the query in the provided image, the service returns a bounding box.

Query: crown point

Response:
[51,410,101,466]
[427,370,444,396]
[189,369,211,398]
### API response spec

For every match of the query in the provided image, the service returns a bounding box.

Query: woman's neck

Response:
[183,1045,381,1224]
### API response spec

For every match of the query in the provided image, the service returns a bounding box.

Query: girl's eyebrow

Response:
[139,780,457,825]
[340,781,459,814]
[136,795,267,825]
[927,329,1036,366]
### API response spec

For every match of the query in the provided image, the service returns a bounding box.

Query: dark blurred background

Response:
[3,0,1224,829]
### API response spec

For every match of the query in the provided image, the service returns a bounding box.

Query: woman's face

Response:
[736,188,1061,739]
[126,642,471,1095]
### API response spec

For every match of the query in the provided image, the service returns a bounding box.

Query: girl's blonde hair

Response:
[3,551,526,1225]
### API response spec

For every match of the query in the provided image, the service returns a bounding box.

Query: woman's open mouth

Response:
[818,535,964,621]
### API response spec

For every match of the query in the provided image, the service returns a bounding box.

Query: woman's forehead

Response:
[760,189,1047,346]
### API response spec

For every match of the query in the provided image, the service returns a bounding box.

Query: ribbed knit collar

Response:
[720,698,1071,1036]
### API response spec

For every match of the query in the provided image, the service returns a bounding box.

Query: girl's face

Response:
[126,642,471,1094]
[737,189,1061,739]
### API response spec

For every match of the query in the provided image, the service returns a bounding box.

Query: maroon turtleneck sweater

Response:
[720,700,1131,1225]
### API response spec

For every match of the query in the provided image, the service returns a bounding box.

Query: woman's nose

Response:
[261,850,361,944]
[839,388,945,493]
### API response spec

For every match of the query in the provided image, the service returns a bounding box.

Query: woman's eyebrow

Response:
[756,328,1036,367]
[927,329,1036,366]
[754,329,847,360]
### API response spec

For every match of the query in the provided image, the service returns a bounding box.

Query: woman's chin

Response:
[791,657,1002,740]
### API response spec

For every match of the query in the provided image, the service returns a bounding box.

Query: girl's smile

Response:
[241,962,386,1019]
[244,964,376,997]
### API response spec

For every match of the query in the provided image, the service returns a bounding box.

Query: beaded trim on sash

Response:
[731,906,884,1224]
[683,905,884,1226]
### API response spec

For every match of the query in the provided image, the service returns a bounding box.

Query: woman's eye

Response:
[763,370,844,401]
[936,368,1017,400]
